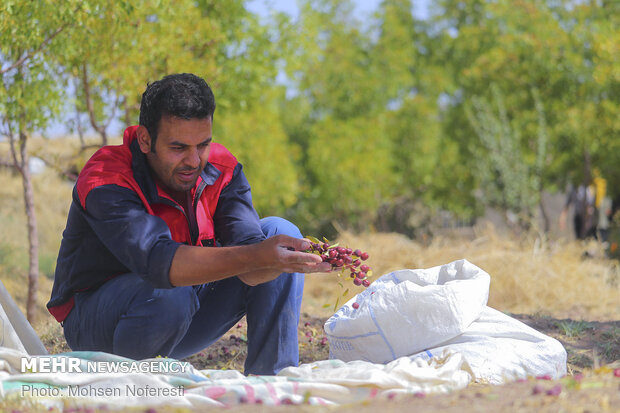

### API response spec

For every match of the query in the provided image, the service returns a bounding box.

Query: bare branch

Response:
[7,123,23,173]
[19,127,28,170]
[0,158,19,169]
[104,94,122,129]
[81,63,108,145]
[32,154,78,181]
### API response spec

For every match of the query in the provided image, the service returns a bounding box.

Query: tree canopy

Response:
[2,0,618,238]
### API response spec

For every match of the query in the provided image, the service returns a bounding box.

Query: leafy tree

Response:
[200,0,285,111]
[307,115,395,231]
[291,0,379,120]
[466,86,548,231]
[0,0,87,322]
[215,92,301,217]
[60,0,288,139]
[372,0,479,226]
[60,1,222,143]
[371,0,417,105]
[428,0,619,220]
[279,0,399,234]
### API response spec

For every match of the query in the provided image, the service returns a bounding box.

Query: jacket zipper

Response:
[190,180,208,244]
[157,180,208,245]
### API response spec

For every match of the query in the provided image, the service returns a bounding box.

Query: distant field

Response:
[304,228,620,321]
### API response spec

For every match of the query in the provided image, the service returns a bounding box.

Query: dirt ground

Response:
[509,313,620,374]
[172,312,620,412]
[181,312,620,374]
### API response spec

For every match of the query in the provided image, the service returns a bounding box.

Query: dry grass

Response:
[303,226,620,321]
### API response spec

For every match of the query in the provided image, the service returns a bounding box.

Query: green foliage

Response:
[0,1,78,130]
[202,0,285,111]
[371,0,417,104]
[466,85,548,227]
[305,115,395,231]
[215,96,301,217]
[292,0,379,120]
[431,0,619,196]
[58,0,224,129]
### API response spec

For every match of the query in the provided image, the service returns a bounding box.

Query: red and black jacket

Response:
[47,126,265,322]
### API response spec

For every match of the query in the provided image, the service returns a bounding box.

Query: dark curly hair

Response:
[139,73,216,150]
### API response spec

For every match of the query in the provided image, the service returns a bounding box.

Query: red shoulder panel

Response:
[208,142,238,169]
[76,128,149,210]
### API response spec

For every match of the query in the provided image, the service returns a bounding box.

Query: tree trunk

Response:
[81,63,108,146]
[21,152,39,323]
[123,95,132,127]
[12,126,39,324]
[73,78,86,149]
[539,193,550,233]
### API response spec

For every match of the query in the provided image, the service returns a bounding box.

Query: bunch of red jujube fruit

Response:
[305,236,372,287]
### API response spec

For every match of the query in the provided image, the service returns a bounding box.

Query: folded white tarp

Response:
[0,272,471,409]
[0,347,471,408]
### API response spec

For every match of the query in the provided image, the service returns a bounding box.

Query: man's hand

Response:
[169,235,331,287]
[261,235,332,273]
[237,235,331,286]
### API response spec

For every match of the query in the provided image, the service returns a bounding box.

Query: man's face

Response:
[139,115,212,197]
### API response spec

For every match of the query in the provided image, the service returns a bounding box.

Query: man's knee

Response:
[132,287,199,335]
[260,216,302,239]
[113,286,199,358]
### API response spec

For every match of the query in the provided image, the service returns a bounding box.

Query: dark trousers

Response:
[573,214,596,240]
[63,217,305,375]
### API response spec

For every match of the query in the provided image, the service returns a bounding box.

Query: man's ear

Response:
[136,126,152,154]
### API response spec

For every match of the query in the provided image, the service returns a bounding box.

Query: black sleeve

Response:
[82,185,181,288]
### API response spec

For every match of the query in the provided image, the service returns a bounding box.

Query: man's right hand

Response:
[237,235,332,286]
[261,235,332,273]
[169,234,331,287]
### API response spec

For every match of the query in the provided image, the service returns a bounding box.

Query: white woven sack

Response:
[410,306,568,384]
[325,259,490,363]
